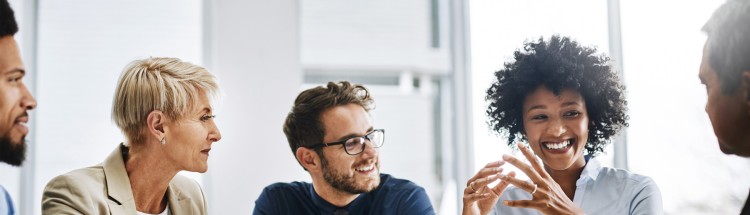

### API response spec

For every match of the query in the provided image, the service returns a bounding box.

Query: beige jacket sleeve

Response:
[42,172,105,215]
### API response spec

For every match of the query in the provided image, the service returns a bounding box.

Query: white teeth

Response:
[545,140,570,150]
[355,164,374,172]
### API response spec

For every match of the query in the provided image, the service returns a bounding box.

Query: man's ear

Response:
[296,147,320,171]
[743,71,750,100]
[741,71,750,118]
[146,110,166,141]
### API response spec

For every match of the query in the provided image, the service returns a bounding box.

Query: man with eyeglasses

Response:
[253,81,434,215]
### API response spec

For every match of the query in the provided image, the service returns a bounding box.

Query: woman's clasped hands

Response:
[462,143,585,215]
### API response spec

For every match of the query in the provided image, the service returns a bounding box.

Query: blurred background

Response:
[0,0,748,214]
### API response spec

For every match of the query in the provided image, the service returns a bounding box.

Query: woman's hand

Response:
[499,143,585,215]
[461,160,515,215]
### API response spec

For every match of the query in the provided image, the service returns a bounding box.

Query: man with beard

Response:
[0,0,39,214]
[253,81,434,215]
[699,0,750,214]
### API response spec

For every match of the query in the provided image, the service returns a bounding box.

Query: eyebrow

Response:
[561,101,581,107]
[334,127,374,142]
[5,68,25,76]
[526,105,546,114]
[525,101,581,114]
[200,107,212,114]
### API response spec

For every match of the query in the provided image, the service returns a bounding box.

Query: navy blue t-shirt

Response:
[253,174,434,215]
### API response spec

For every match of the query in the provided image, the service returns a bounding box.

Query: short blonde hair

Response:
[112,57,218,144]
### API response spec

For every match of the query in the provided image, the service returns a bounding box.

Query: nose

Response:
[360,140,379,159]
[704,102,709,114]
[545,118,566,137]
[21,84,36,110]
[208,121,222,142]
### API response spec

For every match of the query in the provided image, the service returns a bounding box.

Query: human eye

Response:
[365,131,376,140]
[344,137,364,150]
[530,114,547,120]
[563,111,581,117]
[200,115,216,122]
[7,74,22,84]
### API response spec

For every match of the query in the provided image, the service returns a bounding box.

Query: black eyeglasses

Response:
[306,129,385,155]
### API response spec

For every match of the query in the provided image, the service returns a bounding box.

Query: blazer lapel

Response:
[103,144,138,214]
[167,181,192,215]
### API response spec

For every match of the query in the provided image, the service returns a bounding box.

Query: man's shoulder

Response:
[262,181,312,193]
[259,181,314,201]
[369,174,435,214]
[378,173,424,191]
[255,181,314,209]
[372,173,428,199]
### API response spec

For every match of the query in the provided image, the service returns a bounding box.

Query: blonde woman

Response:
[42,57,221,215]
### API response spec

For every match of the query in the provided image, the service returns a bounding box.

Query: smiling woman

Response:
[41,57,221,215]
[461,36,663,215]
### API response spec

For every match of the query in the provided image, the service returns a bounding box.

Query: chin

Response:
[188,164,209,173]
[544,153,583,171]
[719,142,750,157]
[361,179,380,192]
[718,142,732,154]
[543,161,571,171]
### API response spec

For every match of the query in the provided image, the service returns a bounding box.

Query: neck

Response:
[310,175,359,207]
[125,142,179,214]
[544,156,586,200]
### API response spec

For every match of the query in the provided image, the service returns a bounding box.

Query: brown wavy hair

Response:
[283,81,374,170]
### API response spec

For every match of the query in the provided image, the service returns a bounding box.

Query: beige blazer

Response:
[42,144,207,215]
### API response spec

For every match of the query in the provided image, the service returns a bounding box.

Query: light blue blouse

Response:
[493,158,663,215]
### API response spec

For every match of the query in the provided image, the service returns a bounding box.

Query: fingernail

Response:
[502,154,510,160]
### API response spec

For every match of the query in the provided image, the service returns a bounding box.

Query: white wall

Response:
[202,0,306,213]
[301,0,451,74]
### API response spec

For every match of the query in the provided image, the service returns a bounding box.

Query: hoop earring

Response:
[161,137,166,145]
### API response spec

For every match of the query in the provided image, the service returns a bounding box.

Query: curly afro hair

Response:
[485,35,628,157]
